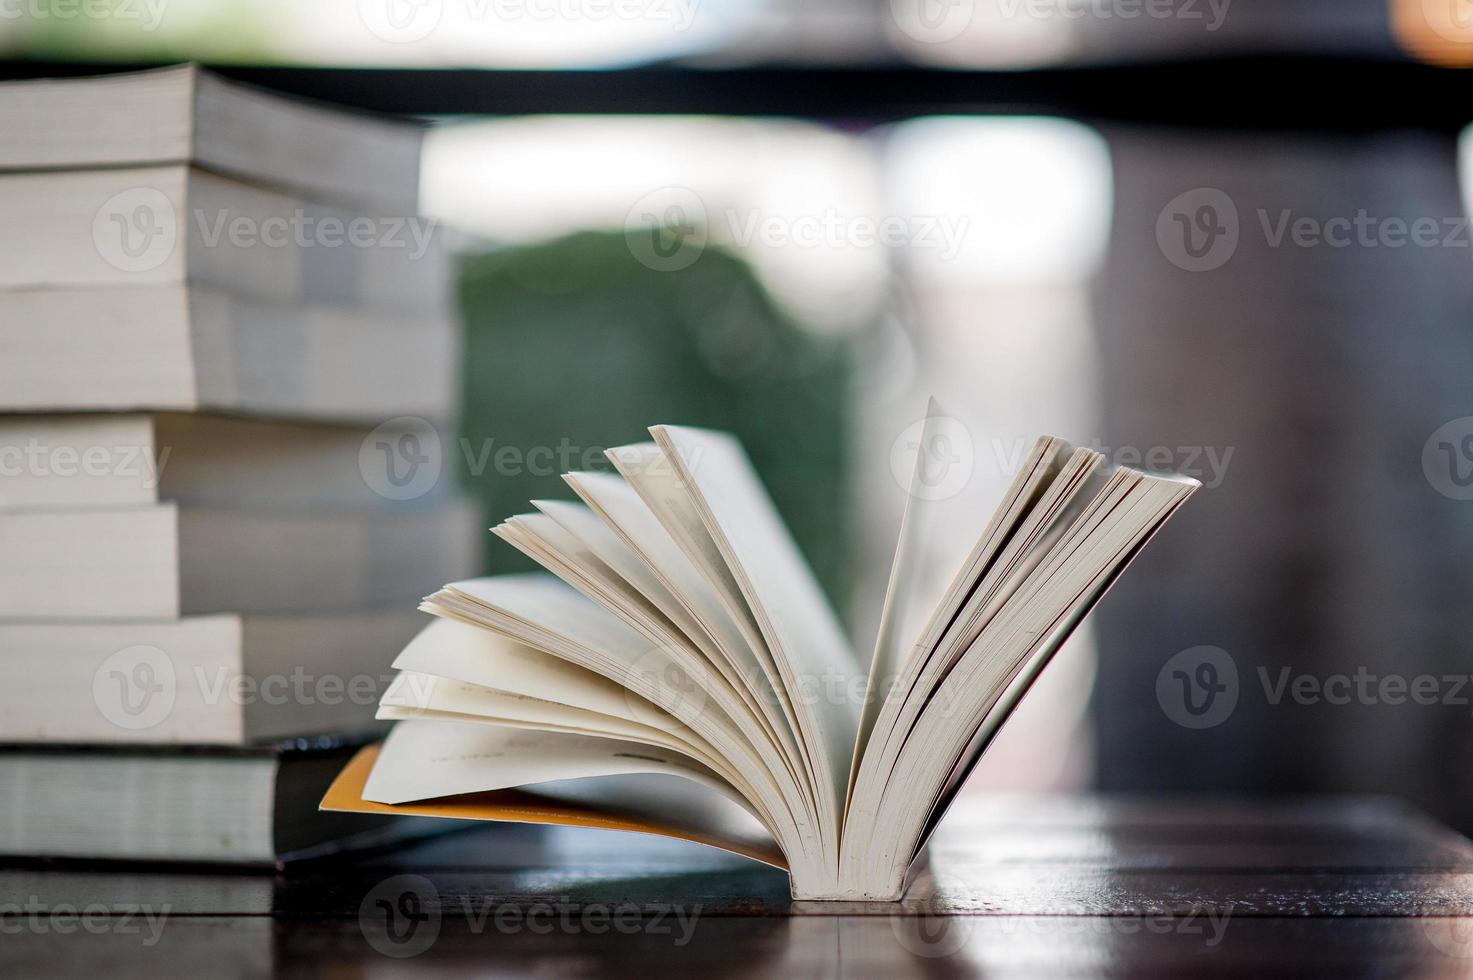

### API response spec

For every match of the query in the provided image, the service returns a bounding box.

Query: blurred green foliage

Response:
[7,1,275,62]
[456,231,854,610]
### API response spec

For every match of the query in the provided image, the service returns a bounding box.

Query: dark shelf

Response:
[1,56,1469,131]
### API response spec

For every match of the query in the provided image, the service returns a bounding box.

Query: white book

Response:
[0,414,452,512]
[322,406,1200,900]
[0,165,448,312]
[0,286,458,422]
[0,610,426,743]
[0,64,422,213]
[0,499,482,620]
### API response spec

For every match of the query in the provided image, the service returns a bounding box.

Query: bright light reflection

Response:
[0,0,757,68]
[423,115,886,331]
[883,116,1113,287]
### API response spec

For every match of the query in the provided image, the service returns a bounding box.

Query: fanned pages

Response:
[323,406,1199,900]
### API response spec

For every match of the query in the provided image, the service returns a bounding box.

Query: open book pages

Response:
[324,405,1199,900]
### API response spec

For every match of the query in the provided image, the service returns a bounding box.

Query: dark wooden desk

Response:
[5,795,1473,977]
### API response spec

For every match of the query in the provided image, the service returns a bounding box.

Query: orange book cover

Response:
[320,743,788,870]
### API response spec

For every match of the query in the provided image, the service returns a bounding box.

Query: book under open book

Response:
[322,405,1199,900]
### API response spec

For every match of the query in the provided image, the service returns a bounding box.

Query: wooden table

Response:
[5,795,1473,977]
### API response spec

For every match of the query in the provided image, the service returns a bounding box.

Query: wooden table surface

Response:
[5,794,1473,977]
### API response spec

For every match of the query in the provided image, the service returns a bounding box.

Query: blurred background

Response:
[8,0,1473,834]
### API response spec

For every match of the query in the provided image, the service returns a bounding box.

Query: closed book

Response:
[0,611,426,744]
[0,165,448,312]
[0,498,482,619]
[0,286,458,422]
[0,740,442,862]
[0,64,422,214]
[0,414,453,512]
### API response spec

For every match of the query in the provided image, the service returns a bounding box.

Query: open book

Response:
[323,406,1198,900]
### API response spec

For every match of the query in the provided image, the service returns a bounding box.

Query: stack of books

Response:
[0,65,479,864]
